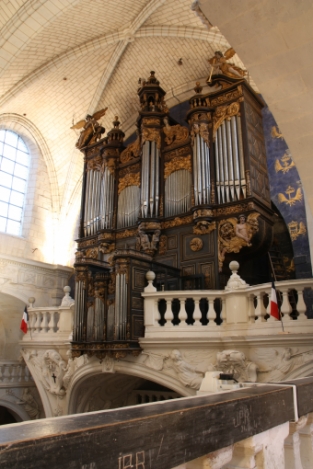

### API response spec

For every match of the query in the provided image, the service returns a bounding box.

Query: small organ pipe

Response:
[155,148,160,216]
[193,135,198,204]
[215,133,220,203]
[236,115,247,197]
[218,127,225,203]
[196,134,202,204]
[200,136,206,203]
[221,123,229,202]
[115,274,120,339]
[226,119,235,200]
[150,141,155,216]
[206,144,211,203]
[231,116,240,200]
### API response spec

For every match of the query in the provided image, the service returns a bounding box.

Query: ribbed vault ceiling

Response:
[0,0,249,208]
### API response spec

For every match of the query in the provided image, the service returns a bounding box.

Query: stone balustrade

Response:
[0,361,33,386]
[23,286,74,341]
[142,264,313,339]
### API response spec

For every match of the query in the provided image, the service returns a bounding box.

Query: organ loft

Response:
[72,69,278,358]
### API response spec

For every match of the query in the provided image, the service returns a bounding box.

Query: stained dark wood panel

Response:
[2,378,313,469]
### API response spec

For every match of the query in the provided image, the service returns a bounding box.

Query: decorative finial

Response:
[194,81,203,94]
[113,116,120,128]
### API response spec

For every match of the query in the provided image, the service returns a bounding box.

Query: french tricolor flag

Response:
[270,281,280,320]
[20,306,28,334]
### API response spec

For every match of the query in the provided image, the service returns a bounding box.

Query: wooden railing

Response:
[1,377,313,469]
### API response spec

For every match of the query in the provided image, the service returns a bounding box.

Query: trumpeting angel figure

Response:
[71,108,108,149]
[207,48,246,82]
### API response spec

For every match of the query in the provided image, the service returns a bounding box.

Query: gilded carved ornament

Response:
[141,127,161,149]
[159,235,167,255]
[86,155,102,172]
[207,49,246,81]
[213,101,240,135]
[142,117,161,126]
[190,238,203,252]
[99,242,115,254]
[71,108,107,149]
[120,137,141,164]
[161,215,193,229]
[164,155,192,179]
[163,118,189,146]
[218,213,260,271]
[116,228,137,239]
[118,172,141,195]
[193,221,216,235]
[104,158,116,175]
[210,86,243,107]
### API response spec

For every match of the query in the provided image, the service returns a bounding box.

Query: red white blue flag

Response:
[20,306,28,334]
[270,281,280,320]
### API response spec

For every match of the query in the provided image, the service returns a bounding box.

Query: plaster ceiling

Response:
[1,0,312,265]
[0,0,247,211]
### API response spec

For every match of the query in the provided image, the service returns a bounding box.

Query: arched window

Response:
[0,129,30,235]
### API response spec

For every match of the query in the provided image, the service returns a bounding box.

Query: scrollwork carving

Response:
[161,215,193,229]
[141,127,161,149]
[190,238,203,252]
[118,172,140,195]
[218,213,260,271]
[213,101,240,135]
[163,118,189,146]
[164,155,192,179]
[120,137,141,164]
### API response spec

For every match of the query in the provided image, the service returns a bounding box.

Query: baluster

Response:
[248,294,256,323]
[255,292,266,322]
[297,287,308,321]
[10,365,18,383]
[28,311,34,332]
[34,311,42,332]
[164,299,173,327]
[178,298,187,325]
[207,298,217,327]
[220,297,226,325]
[18,364,24,382]
[0,364,3,381]
[42,311,49,332]
[193,298,202,326]
[280,288,292,321]
[48,311,57,332]
[3,365,10,382]
[25,366,31,382]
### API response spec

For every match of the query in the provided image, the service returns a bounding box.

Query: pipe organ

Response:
[72,71,274,358]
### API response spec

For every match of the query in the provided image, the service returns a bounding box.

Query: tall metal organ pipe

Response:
[117,186,140,228]
[215,116,246,204]
[115,273,127,340]
[165,169,192,217]
[73,280,85,341]
[140,140,159,218]
[192,134,211,205]
[83,167,115,236]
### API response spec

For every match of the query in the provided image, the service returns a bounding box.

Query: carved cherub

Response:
[71,108,108,149]
[208,49,246,81]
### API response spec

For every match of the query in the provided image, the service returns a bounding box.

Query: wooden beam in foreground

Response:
[1,378,313,469]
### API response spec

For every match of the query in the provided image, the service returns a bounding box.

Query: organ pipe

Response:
[214,114,247,203]
[192,132,211,206]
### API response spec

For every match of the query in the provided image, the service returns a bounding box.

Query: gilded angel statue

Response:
[207,48,246,81]
[71,108,108,149]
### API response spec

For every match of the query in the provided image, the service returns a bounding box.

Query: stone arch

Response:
[0,399,28,423]
[67,359,193,415]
